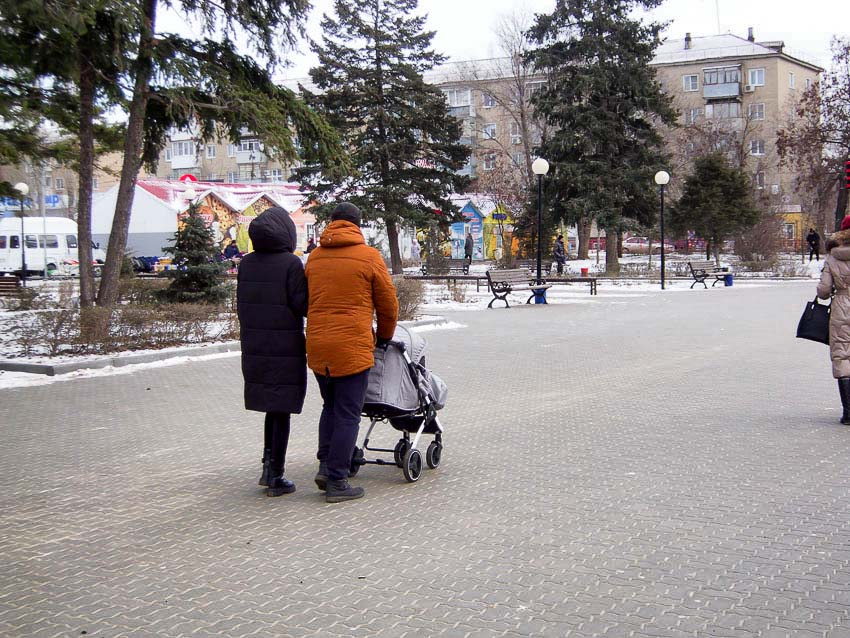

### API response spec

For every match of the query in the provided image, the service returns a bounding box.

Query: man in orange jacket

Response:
[305,202,398,502]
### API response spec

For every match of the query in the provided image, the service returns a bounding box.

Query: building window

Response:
[748,68,765,87]
[806,78,812,89]
[443,87,472,116]
[172,140,194,157]
[788,72,795,89]
[750,139,765,156]
[705,101,740,119]
[55,177,64,190]
[685,108,702,124]
[206,145,216,158]
[703,66,741,85]
[268,168,283,181]
[227,144,237,157]
[783,223,795,240]
[482,123,497,139]
[685,142,696,157]
[227,171,238,182]
[44,176,51,187]
[482,153,497,171]
[525,81,545,99]
[165,147,172,161]
[239,138,261,153]
[510,121,522,145]
[683,74,698,91]
[748,103,765,120]
[511,152,524,167]
[755,171,765,189]
[238,165,256,180]
[482,93,496,108]
[92,177,98,189]
[206,173,217,181]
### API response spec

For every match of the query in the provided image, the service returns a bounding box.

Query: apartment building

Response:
[153,127,297,183]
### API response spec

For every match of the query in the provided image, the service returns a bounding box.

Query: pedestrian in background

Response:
[553,234,566,275]
[237,207,308,497]
[305,202,398,503]
[464,231,473,264]
[807,228,821,262]
[305,237,317,254]
[817,216,850,424]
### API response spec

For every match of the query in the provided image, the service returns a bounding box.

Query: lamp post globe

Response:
[531,158,549,290]
[654,171,670,290]
[13,182,29,286]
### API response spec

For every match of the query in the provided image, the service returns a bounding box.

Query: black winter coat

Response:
[237,207,308,413]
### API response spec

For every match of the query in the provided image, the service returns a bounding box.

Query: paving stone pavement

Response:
[2,281,850,637]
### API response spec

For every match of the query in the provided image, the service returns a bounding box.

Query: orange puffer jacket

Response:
[305,220,399,377]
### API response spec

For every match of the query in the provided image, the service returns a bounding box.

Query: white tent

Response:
[91,184,180,257]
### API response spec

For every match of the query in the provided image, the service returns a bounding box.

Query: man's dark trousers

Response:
[315,370,371,481]
[810,247,819,261]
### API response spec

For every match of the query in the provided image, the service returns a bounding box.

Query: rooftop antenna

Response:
[715,0,721,34]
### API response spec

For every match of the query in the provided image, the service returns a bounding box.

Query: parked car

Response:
[621,236,675,254]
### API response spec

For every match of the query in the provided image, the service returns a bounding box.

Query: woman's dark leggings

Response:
[264,412,291,474]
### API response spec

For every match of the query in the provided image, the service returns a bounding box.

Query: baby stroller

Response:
[352,325,447,482]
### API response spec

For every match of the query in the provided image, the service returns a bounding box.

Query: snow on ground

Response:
[409,321,467,333]
[0,350,241,390]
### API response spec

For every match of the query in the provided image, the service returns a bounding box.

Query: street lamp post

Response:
[531,158,550,287]
[654,170,670,290]
[13,182,29,287]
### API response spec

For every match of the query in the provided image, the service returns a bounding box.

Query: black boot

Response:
[325,479,364,503]
[838,378,850,425]
[258,448,271,487]
[267,473,296,497]
[314,461,329,491]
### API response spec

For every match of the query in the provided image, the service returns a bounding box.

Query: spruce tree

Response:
[528,0,676,274]
[160,203,228,304]
[669,153,760,263]
[300,0,470,274]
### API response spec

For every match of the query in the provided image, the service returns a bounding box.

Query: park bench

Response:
[546,276,598,295]
[421,258,469,276]
[688,260,729,289]
[515,259,552,277]
[0,275,21,296]
[485,268,552,308]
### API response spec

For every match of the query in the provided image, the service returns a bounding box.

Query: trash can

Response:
[724,274,734,286]
[580,267,589,277]
[533,289,547,304]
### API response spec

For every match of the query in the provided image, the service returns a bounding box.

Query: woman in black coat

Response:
[237,207,307,497]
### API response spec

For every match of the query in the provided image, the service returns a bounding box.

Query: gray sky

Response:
[162,0,845,79]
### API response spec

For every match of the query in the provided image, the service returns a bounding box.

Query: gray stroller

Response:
[352,325,447,482]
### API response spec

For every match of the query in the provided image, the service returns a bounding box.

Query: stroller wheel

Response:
[402,448,422,483]
[426,441,442,469]
[349,447,364,477]
[394,439,409,468]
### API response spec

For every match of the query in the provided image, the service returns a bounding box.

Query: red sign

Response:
[179,174,198,182]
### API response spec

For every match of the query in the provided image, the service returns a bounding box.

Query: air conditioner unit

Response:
[744,85,755,93]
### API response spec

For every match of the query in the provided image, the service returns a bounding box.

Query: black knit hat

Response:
[330,202,362,226]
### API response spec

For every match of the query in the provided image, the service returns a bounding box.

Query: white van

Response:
[0,217,106,277]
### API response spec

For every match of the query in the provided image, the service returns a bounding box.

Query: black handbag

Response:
[796,296,831,345]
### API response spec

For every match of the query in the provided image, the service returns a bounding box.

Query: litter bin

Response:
[533,288,547,304]
[580,267,589,277]
[724,274,734,286]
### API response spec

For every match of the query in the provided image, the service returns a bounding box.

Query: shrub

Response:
[393,276,423,321]
[734,214,783,264]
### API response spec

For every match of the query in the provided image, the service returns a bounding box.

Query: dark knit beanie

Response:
[331,202,362,227]
[841,216,850,231]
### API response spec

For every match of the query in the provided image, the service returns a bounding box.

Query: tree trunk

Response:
[96,0,157,307]
[705,240,711,260]
[385,217,402,274]
[577,217,590,259]
[605,229,620,275]
[617,230,623,259]
[77,47,96,308]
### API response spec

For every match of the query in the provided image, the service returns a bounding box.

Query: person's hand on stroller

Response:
[376,336,391,349]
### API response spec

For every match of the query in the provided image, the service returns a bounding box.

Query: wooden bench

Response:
[485,268,552,308]
[515,259,552,277]
[688,260,729,289]
[0,275,21,296]
[421,258,469,276]
[546,276,598,295]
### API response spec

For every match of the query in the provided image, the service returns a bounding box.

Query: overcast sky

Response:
[162,0,845,79]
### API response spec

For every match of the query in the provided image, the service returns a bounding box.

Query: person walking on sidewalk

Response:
[553,234,566,275]
[807,228,821,262]
[237,207,308,497]
[817,216,850,424]
[305,202,399,503]
[464,231,473,264]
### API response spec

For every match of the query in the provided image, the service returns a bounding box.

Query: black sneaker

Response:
[266,476,296,497]
[325,479,364,503]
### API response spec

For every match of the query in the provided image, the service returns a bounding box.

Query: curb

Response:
[0,318,447,377]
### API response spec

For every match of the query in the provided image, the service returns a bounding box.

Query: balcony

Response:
[704,82,741,100]
[170,155,200,170]
[236,150,267,165]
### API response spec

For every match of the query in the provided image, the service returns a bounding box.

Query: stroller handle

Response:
[386,339,406,351]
